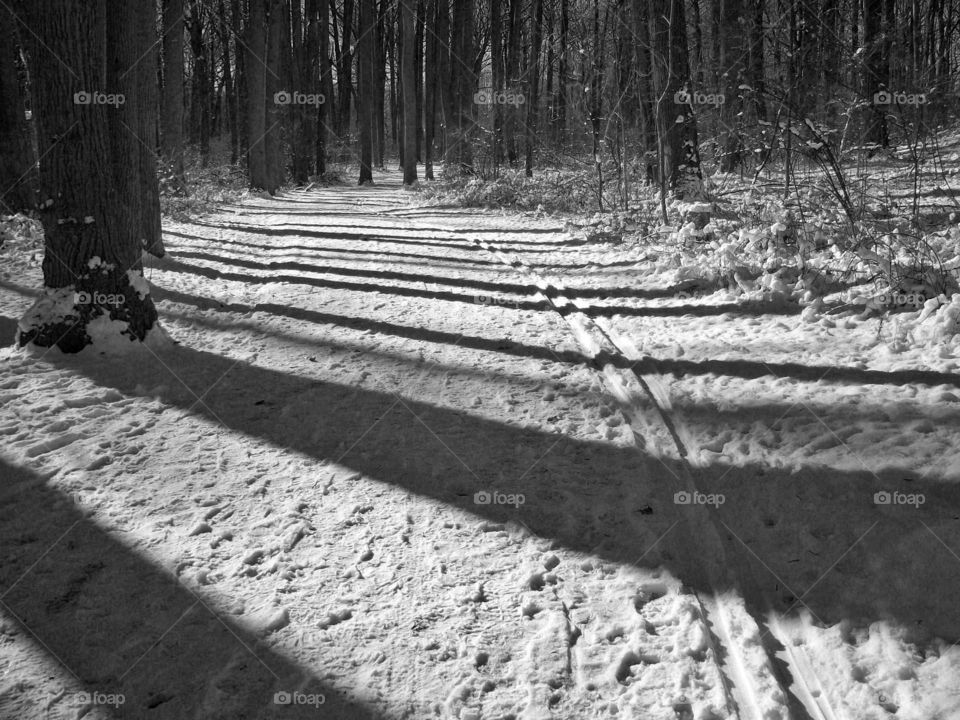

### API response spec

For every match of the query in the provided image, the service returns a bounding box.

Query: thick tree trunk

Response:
[718,0,747,172]
[264,0,285,191]
[422,0,438,179]
[233,0,247,161]
[401,0,417,185]
[337,0,354,138]
[318,0,332,173]
[220,0,239,165]
[650,0,703,199]
[128,0,165,257]
[162,0,186,191]
[490,0,503,165]
[246,0,269,188]
[444,0,475,175]
[17,0,160,352]
[357,0,375,183]
[0,7,37,213]
[524,0,542,176]
[504,0,521,165]
[863,0,889,148]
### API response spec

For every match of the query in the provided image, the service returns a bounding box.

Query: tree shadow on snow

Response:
[43,341,960,644]
[0,457,383,720]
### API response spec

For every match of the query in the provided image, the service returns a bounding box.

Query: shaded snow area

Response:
[1,173,959,720]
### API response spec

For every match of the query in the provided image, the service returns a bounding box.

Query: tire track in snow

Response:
[467,234,839,720]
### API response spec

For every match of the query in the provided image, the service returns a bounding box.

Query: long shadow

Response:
[152,257,548,311]
[39,341,960,642]
[646,354,960,390]
[163,230,500,267]
[164,250,538,297]
[186,220,582,248]
[150,285,590,367]
[0,458,382,720]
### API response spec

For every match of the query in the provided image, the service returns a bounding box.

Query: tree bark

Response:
[357,0,375,183]
[246,0,269,188]
[0,6,37,213]
[162,0,186,191]
[17,0,160,352]
[524,0,542,176]
[401,0,418,184]
[649,0,703,199]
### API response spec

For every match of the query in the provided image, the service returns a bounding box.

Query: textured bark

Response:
[649,0,703,199]
[357,0,375,183]
[0,5,37,213]
[264,0,285,191]
[401,0,417,184]
[188,1,210,162]
[246,0,269,188]
[504,0,521,164]
[443,0,475,175]
[718,0,747,171]
[318,0,332,173]
[523,0,543,177]
[336,0,354,137]
[422,0,438,179]
[17,0,159,352]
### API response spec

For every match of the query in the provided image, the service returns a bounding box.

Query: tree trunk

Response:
[0,6,37,213]
[220,0,239,165]
[649,0,703,199]
[524,0,543,176]
[264,0,285,191]
[504,0,521,165]
[162,0,186,191]
[718,0,747,171]
[863,0,889,148]
[128,0,165,257]
[337,0,354,138]
[318,0,332,173]
[357,0,375,183]
[188,1,211,163]
[246,0,269,189]
[490,0,503,165]
[444,0,475,175]
[423,0,439,179]
[401,0,418,184]
[17,0,160,352]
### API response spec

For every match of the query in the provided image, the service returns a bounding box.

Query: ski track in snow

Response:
[0,173,958,720]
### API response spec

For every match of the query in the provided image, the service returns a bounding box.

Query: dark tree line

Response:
[0,0,957,350]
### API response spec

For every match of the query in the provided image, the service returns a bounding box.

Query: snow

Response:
[1,176,959,719]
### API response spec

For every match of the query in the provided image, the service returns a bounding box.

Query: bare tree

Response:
[401,0,418,185]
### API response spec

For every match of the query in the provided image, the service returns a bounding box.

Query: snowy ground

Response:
[1,172,959,720]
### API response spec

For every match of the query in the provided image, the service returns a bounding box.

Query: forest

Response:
[1,1,960,719]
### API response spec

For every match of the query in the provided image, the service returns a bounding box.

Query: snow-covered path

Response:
[1,172,958,719]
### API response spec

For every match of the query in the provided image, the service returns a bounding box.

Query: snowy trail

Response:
[1,174,959,720]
